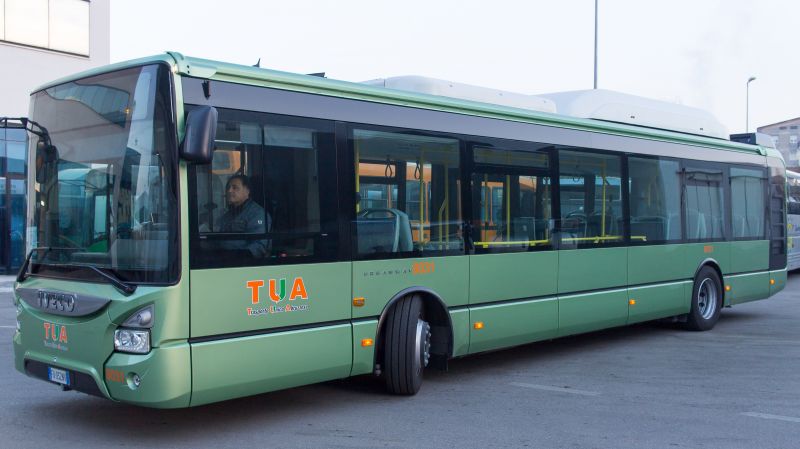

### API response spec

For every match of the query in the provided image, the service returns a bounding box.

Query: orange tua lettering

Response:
[246,280,264,304]
[289,278,308,300]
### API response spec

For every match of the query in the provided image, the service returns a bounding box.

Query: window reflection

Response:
[3,0,89,56]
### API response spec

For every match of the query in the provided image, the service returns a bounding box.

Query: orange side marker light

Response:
[629,299,636,306]
[770,279,776,285]
[361,338,374,347]
[353,297,365,307]
[473,322,484,330]
[725,285,731,292]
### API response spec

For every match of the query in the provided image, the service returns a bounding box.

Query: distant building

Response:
[758,117,800,170]
[0,0,110,273]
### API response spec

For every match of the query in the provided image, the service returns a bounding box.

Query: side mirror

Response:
[35,139,57,184]
[180,106,218,164]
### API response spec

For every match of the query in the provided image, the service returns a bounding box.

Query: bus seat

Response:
[395,210,413,251]
[631,216,665,241]
[198,174,225,231]
[356,208,413,253]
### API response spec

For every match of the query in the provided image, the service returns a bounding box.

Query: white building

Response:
[0,0,110,273]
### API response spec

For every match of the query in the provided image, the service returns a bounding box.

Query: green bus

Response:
[12,53,787,408]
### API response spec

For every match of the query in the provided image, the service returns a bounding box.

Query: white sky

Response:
[111,0,799,134]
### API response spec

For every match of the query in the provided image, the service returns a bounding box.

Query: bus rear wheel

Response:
[685,266,722,331]
[383,294,431,395]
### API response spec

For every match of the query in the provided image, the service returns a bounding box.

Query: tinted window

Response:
[559,150,623,247]
[190,109,338,268]
[730,167,766,239]
[629,157,681,243]
[471,144,553,252]
[684,165,725,240]
[768,157,787,269]
[353,128,461,257]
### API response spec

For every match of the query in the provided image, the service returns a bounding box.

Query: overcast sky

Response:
[111,0,798,134]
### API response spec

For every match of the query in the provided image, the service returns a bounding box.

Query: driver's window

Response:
[189,108,339,269]
[196,148,245,233]
[558,150,623,247]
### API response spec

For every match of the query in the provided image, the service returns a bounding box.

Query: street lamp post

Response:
[746,76,756,132]
[594,0,598,89]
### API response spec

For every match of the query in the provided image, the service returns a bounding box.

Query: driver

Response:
[218,174,270,257]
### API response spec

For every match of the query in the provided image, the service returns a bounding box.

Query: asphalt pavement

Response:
[1,273,799,449]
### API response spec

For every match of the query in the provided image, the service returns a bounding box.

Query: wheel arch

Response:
[694,258,725,303]
[373,286,453,372]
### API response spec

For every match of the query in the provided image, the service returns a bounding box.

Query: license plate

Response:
[47,367,70,386]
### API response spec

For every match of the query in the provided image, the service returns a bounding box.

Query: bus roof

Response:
[32,52,768,158]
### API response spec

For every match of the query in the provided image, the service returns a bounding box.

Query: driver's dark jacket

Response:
[218,199,271,257]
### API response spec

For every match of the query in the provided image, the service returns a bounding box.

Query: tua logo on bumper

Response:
[43,322,69,351]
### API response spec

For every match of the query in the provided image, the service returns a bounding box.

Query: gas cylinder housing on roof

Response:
[540,89,729,139]
[362,76,558,114]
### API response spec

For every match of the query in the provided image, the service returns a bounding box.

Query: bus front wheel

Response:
[685,266,722,331]
[383,294,431,395]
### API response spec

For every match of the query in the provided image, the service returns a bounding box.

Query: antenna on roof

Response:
[253,58,261,68]
[307,72,326,78]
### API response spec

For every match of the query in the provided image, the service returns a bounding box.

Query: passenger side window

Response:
[558,150,623,247]
[628,157,682,243]
[471,144,553,252]
[730,167,766,239]
[190,108,338,268]
[353,128,462,257]
[684,165,725,240]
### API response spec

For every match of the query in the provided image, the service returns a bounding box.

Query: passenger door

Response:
[349,126,470,362]
[556,149,628,336]
[187,110,351,405]
[466,142,559,353]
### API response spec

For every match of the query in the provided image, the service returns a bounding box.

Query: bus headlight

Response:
[114,328,150,354]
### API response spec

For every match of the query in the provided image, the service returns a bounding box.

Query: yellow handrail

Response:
[506,175,511,240]
[476,239,550,248]
[354,141,360,213]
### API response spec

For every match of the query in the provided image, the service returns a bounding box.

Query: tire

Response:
[685,266,722,331]
[383,294,431,395]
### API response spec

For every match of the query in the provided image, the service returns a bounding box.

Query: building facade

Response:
[758,117,800,170]
[0,0,110,273]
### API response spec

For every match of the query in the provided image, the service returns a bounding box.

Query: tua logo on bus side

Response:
[246,278,308,304]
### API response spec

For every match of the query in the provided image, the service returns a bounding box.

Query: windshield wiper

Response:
[17,247,54,283]
[87,266,137,296]
[18,247,136,295]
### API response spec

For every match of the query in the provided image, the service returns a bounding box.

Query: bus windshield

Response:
[26,64,179,284]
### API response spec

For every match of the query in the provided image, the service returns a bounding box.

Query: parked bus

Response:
[787,170,800,270]
[12,53,787,408]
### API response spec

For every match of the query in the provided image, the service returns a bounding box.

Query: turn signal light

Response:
[473,322,484,330]
[361,338,373,347]
[629,299,636,306]
[725,285,731,292]
[353,297,365,307]
[770,279,775,285]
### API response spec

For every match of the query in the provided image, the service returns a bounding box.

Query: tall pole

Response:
[594,0,598,89]
[746,76,756,132]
